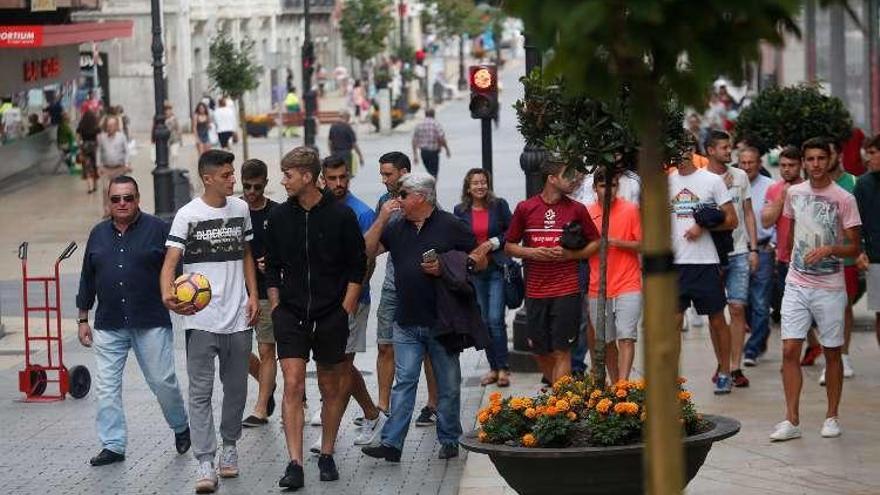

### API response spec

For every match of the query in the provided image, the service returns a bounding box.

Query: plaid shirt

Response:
[412,118,445,151]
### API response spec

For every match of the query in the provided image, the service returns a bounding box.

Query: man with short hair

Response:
[161,150,260,493]
[265,147,367,488]
[362,172,479,462]
[239,159,280,428]
[312,154,387,450]
[76,175,190,467]
[769,138,861,442]
[374,152,439,427]
[96,116,131,217]
[411,109,451,178]
[855,134,880,345]
[327,110,364,174]
[739,146,777,366]
[669,137,739,394]
[505,160,600,383]
[705,130,758,388]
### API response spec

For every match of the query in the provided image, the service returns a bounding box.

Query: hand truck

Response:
[17,241,91,401]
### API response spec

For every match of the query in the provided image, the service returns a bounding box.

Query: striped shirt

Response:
[412,118,445,151]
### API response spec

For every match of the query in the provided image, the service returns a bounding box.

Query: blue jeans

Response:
[744,251,774,359]
[472,266,508,370]
[93,326,189,454]
[381,323,462,450]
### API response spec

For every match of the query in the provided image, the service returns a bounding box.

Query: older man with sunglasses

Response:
[76,175,190,467]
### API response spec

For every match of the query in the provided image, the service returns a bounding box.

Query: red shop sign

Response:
[0,26,44,47]
[23,57,61,82]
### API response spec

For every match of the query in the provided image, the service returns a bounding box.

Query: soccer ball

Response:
[173,273,212,311]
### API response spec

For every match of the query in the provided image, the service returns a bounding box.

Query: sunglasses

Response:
[110,194,136,204]
[243,183,265,191]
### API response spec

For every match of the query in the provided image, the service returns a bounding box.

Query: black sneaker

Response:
[89,448,125,466]
[438,443,459,459]
[175,427,191,454]
[279,461,304,490]
[361,443,402,462]
[415,406,437,427]
[267,384,277,417]
[317,454,339,481]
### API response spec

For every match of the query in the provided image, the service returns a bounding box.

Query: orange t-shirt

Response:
[587,199,643,298]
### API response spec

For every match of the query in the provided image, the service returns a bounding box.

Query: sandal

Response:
[497,370,511,388]
[480,370,498,386]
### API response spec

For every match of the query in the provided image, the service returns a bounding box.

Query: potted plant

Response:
[459,376,740,495]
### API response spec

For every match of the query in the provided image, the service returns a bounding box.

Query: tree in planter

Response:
[340,0,394,79]
[207,31,263,160]
[424,0,482,89]
[506,0,805,491]
[735,83,852,153]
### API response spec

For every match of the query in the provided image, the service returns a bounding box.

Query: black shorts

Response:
[525,294,582,354]
[218,131,234,148]
[677,264,726,315]
[272,305,349,364]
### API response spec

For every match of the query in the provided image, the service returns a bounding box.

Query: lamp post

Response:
[398,0,408,110]
[458,35,467,91]
[150,0,173,220]
[302,0,317,148]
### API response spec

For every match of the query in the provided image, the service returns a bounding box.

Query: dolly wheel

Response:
[29,366,48,396]
[69,365,91,399]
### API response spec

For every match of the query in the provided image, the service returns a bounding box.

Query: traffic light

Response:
[469,64,497,120]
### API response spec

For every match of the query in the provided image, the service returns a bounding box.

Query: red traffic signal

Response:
[469,65,497,93]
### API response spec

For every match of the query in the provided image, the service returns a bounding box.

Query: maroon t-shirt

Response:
[506,195,599,298]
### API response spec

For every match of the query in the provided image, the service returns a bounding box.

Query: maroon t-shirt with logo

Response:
[506,195,599,298]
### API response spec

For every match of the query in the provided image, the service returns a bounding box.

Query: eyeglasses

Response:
[110,194,136,204]
[243,183,265,191]
[398,190,409,199]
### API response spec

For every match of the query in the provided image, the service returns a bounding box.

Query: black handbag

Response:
[503,260,525,310]
[560,220,588,250]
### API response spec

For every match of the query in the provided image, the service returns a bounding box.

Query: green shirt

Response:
[836,171,857,266]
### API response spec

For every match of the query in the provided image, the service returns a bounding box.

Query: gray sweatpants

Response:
[185,329,252,462]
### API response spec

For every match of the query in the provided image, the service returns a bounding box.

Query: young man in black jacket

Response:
[264,147,367,489]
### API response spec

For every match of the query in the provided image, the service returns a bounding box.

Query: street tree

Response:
[207,30,263,160]
[506,0,805,491]
[339,0,394,76]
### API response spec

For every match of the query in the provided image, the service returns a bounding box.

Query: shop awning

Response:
[0,21,132,48]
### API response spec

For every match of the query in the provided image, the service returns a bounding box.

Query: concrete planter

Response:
[459,414,740,495]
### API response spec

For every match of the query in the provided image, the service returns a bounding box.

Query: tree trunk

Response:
[634,85,683,494]
[591,164,615,388]
[238,96,249,160]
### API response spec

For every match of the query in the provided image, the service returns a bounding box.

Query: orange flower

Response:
[478,411,491,424]
[614,380,630,390]
[678,391,692,402]
[489,391,502,404]
[590,389,603,400]
[545,405,559,416]
[524,407,537,419]
[596,398,613,414]
[522,398,534,409]
[522,433,537,447]
[633,379,646,390]
[587,398,597,409]
[615,388,628,399]
[566,411,577,421]
[491,404,502,414]
[555,399,570,411]
[478,430,488,442]
[614,402,639,415]
[676,377,687,385]
[510,397,526,410]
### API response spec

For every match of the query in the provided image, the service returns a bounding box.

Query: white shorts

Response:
[867,264,880,311]
[588,292,642,341]
[780,284,846,348]
[345,302,370,354]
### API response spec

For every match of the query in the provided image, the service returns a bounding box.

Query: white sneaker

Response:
[743,357,757,367]
[353,411,388,446]
[842,355,855,378]
[687,306,704,328]
[218,446,239,478]
[819,368,826,386]
[769,420,801,441]
[195,461,218,494]
[309,434,322,455]
[310,408,322,426]
[820,417,842,438]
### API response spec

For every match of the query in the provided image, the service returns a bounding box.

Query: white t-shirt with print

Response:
[668,168,732,264]
[166,196,253,334]
[708,166,751,255]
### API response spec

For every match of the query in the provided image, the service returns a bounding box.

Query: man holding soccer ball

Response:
[161,150,260,494]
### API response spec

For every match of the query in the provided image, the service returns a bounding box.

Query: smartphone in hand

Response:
[422,249,438,263]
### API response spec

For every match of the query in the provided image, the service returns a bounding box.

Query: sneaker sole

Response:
[195,482,218,494]
[769,433,801,442]
[218,469,239,478]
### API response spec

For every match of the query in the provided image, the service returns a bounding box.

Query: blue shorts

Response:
[677,264,726,315]
[376,286,397,345]
[722,253,750,305]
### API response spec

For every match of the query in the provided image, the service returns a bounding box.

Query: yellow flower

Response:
[524,407,537,419]
[615,388,628,399]
[556,399,570,411]
[522,433,537,447]
[633,379,646,390]
[566,411,577,421]
[596,398,613,414]
[489,391,502,404]
[590,389,603,400]
[522,398,534,409]
[510,397,525,410]
[478,430,488,442]
[678,391,692,402]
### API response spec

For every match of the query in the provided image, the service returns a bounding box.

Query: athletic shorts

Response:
[867,264,880,311]
[345,302,370,354]
[780,284,846,348]
[272,305,349,364]
[254,299,275,344]
[844,265,859,300]
[376,286,397,345]
[588,292,642,341]
[525,293,582,354]
[677,264,726,315]
[722,253,750,305]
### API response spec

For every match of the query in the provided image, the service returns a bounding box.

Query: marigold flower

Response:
[478,411,490,423]
[521,433,537,447]
[478,430,488,442]
[614,380,630,390]
[555,399,570,411]
[614,402,639,415]
[491,404,502,414]
[545,406,559,416]
[489,391,502,404]
[522,398,534,409]
[587,399,597,409]
[590,390,603,400]
[596,398,613,414]
[633,379,646,390]
[676,377,687,385]
[524,407,537,419]
[566,411,577,421]
[678,391,692,402]
[615,388,628,399]
[510,397,525,410]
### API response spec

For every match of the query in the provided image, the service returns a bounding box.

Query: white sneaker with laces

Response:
[310,408,322,426]
[218,446,239,478]
[354,411,388,446]
[842,355,855,378]
[820,417,842,438]
[819,368,826,386]
[309,434,322,455]
[195,461,218,494]
[769,420,801,441]
[743,357,757,367]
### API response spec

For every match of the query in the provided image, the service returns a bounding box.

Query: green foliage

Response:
[735,84,853,153]
[532,414,575,447]
[425,0,483,38]
[340,0,394,63]
[206,31,262,98]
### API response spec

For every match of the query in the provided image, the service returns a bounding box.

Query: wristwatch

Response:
[77,318,88,324]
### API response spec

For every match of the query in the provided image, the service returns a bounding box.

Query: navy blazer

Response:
[453,197,513,267]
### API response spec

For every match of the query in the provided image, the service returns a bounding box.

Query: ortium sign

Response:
[0,26,44,48]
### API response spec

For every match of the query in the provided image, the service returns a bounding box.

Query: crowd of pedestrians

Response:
[73,105,880,491]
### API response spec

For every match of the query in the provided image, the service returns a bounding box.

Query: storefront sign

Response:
[0,26,44,48]
[23,56,62,82]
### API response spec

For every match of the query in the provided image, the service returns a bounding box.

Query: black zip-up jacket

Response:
[264,190,367,320]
